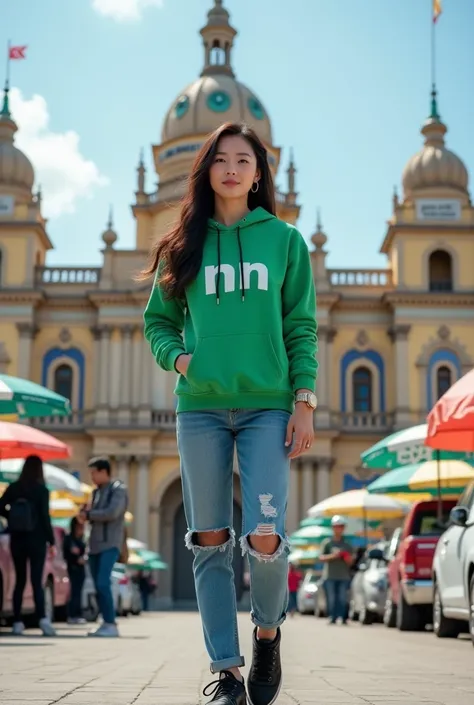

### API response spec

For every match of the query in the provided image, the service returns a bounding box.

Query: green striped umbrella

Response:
[134,549,168,571]
[367,459,474,497]
[0,374,71,419]
[361,423,474,470]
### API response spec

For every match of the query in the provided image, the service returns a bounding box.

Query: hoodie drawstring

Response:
[215,225,245,304]
[236,226,245,302]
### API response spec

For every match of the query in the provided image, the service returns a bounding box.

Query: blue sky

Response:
[2,0,473,268]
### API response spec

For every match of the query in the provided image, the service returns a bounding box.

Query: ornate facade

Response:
[0,1,473,605]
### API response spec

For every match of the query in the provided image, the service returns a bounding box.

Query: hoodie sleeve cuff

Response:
[293,375,316,393]
[167,347,187,372]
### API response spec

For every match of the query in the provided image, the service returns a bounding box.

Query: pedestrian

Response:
[63,516,87,624]
[80,457,128,638]
[287,563,303,617]
[319,516,353,625]
[138,571,152,611]
[0,454,56,636]
[141,121,318,705]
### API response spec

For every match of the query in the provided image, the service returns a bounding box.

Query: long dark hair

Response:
[138,122,276,299]
[18,455,45,488]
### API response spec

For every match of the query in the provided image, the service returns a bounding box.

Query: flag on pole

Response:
[433,0,442,23]
[9,45,28,60]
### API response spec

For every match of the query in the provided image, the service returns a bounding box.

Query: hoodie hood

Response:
[207,207,276,304]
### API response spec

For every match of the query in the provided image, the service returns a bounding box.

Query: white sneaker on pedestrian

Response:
[39,617,56,637]
[88,622,119,638]
[12,621,25,636]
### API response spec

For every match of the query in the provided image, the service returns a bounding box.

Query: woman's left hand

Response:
[285,404,315,459]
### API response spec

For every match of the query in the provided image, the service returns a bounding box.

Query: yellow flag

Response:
[433,0,442,23]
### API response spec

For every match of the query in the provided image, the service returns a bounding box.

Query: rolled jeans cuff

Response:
[251,612,287,630]
[210,655,246,674]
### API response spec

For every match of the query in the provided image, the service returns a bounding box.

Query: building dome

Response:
[162,75,272,144]
[0,87,34,194]
[402,96,469,198]
[160,1,272,145]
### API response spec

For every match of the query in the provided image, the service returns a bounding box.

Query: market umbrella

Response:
[0,458,81,495]
[299,515,382,532]
[135,549,168,570]
[288,547,321,565]
[289,525,334,546]
[0,374,70,419]
[50,496,78,518]
[0,422,71,462]
[308,489,408,539]
[366,459,474,497]
[127,537,147,551]
[426,368,474,453]
[361,423,474,470]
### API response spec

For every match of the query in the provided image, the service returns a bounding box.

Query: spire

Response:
[136,148,146,194]
[287,149,296,195]
[430,85,441,121]
[392,185,399,211]
[421,87,447,148]
[200,0,237,78]
[1,80,11,119]
[102,206,118,249]
[311,209,327,250]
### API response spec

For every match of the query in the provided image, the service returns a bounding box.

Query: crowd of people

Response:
[0,455,128,638]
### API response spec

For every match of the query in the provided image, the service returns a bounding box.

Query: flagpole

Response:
[5,40,10,88]
[431,6,436,97]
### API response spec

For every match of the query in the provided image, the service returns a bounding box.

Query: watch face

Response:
[309,393,318,409]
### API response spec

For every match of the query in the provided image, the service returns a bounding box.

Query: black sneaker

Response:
[203,670,247,705]
[247,628,282,705]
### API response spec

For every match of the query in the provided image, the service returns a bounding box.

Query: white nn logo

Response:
[205,262,269,296]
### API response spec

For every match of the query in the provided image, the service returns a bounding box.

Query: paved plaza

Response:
[0,612,473,704]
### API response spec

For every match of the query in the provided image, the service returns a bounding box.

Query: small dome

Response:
[311,210,327,249]
[161,75,272,145]
[0,90,34,194]
[102,207,117,248]
[402,105,469,198]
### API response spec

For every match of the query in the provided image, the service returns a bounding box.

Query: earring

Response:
[251,181,259,194]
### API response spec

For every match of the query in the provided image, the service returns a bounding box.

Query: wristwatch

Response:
[295,392,318,409]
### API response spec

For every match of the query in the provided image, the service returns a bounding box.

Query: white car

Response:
[432,481,474,644]
[112,564,134,616]
[296,571,320,614]
[81,563,123,622]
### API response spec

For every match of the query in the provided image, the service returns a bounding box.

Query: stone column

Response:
[315,325,336,429]
[90,326,102,407]
[287,461,300,534]
[388,324,412,429]
[316,457,332,502]
[301,459,315,515]
[138,339,153,424]
[118,325,133,424]
[131,326,143,409]
[116,455,130,485]
[96,325,111,423]
[16,323,37,379]
[135,455,150,543]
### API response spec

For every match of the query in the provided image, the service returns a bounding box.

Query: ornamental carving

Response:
[59,327,72,344]
[437,325,450,341]
[356,330,369,347]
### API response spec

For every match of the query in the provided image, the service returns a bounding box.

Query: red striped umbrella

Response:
[0,421,71,461]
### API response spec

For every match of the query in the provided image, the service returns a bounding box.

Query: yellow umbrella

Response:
[50,496,78,518]
[308,489,409,522]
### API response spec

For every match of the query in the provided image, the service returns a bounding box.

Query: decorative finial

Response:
[36,183,42,206]
[316,208,322,231]
[430,85,441,121]
[1,80,11,119]
[392,185,399,210]
[137,149,146,194]
[287,149,296,194]
[102,206,117,249]
[311,208,327,250]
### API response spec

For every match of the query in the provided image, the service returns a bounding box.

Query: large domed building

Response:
[0,2,473,607]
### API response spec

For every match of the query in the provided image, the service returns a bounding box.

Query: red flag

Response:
[9,45,28,60]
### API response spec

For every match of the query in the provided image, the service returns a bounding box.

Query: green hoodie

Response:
[144,207,318,413]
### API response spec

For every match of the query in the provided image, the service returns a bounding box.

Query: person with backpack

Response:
[80,457,128,638]
[63,516,87,624]
[0,454,56,636]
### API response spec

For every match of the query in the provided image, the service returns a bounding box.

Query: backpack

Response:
[8,497,35,533]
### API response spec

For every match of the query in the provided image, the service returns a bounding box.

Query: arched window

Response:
[429,250,453,291]
[54,364,73,401]
[436,365,452,400]
[353,367,372,412]
[210,40,225,65]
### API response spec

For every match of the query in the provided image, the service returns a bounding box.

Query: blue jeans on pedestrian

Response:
[177,409,291,674]
[325,579,350,623]
[88,548,120,625]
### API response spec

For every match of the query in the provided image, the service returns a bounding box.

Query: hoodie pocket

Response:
[185,334,285,395]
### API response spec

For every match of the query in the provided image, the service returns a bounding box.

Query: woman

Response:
[142,122,318,705]
[0,455,56,636]
[287,563,303,617]
[63,516,87,624]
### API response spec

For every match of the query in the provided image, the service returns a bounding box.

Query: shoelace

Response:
[203,672,242,700]
[253,643,278,684]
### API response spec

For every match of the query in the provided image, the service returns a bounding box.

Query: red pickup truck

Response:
[383,499,456,631]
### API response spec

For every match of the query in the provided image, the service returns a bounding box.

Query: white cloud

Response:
[10,88,108,219]
[92,0,163,22]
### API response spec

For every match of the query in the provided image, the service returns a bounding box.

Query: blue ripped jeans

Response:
[177,409,291,674]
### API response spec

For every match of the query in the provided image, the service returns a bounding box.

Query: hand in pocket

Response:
[176,353,193,376]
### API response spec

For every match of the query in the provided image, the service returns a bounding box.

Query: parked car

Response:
[82,562,124,621]
[296,570,319,614]
[0,520,69,624]
[349,546,388,625]
[313,578,327,618]
[432,481,474,643]
[113,563,134,616]
[384,499,457,631]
